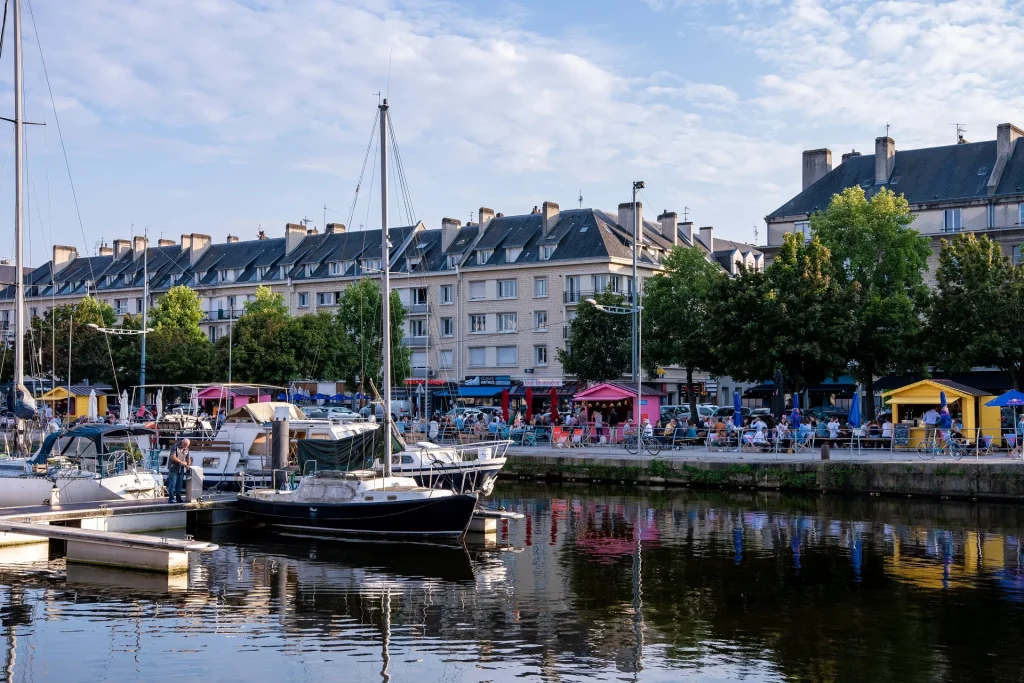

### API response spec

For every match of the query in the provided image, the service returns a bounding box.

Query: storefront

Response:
[572,382,663,425]
[38,385,109,418]
[881,379,1001,446]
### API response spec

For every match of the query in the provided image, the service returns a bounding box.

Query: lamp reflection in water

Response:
[381,589,392,683]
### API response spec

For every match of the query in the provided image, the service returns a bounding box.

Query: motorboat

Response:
[0,425,163,508]
[153,402,378,490]
[383,440,509,495]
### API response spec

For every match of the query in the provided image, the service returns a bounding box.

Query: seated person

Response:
[881,419,893,439]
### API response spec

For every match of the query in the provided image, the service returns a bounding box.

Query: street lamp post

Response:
[586,300,645,426]
[631,181,644,426]
[86,323,154,414]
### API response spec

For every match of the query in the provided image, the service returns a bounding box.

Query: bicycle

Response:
[624,433,662,456]
[916,433,950,460]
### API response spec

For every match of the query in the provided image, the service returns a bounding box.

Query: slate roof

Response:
[768,140,1024,220]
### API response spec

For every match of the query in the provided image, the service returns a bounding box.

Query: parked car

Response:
[324,406,360,421]
[712,406,751,419]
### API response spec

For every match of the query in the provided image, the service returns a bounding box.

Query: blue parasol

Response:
[985,390,1024,407]
[848,392,861,428]
[791,392,801,429]
[276,392,287,400]
[733,392,743,423]
[940,390,947,409]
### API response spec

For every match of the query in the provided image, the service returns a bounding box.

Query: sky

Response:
[2,0,1023,266]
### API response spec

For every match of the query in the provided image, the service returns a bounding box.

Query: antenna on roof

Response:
[578,190,583,209]
[952,123,968,144]
[885,122,890,138]
[754,224,759,245]
[470,210,475,224]
[682,207,690,222]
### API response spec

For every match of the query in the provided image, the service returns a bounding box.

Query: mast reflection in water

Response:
[2,484,1024,681]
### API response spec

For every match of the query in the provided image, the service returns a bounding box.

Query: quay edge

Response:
[501,454,1024,503]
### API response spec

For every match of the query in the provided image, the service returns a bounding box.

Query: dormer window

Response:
[447,254,459,269]
[329,261,341,275]
[219,270,229,282]
[476,249,492,264]
[280,266,288,278]
[541,245,554,260]
[306,264,315,277]
[506,247,522,263]
[258,266,269,278]
[107,275,116,286]
[361,258,382,272]
[407,256,422,271]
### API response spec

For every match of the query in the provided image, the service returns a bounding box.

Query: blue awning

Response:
[458,386,505,398]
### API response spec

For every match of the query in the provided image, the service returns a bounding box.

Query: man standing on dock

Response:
[168,439,190,504]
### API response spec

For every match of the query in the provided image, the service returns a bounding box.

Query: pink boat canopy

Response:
[572,382,663,425]
[195,385,273,410]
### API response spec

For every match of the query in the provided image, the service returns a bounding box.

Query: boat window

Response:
[402,455,415,465]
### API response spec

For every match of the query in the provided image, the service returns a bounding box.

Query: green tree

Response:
[150,285,206,332]
[289,310,357,381]
[231,286,297,386]
[708,233,853,390]
[29,296,118,385]
[643,246,724,420]
[557,290,632,383]
[928,233,1024,388]
[117,286,213,386]
[811,186,931,416]
[337,279,410,395]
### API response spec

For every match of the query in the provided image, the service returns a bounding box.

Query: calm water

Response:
[2,485,1024,682]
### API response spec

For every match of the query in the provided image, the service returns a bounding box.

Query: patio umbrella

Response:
[525,387,534,422]
[277,392,287,400]
[986,390,1024,448]
[190,386,199,415]
[848,392,862,428]
[550,387,559,425]
[87,389,98,420]
[119,390,130,424]
[332,393,345,401]
[733,391,743,424]
[791,392,801,429]
[501,389,510,422]
[771,369,786,420]
[155,388,163,419]
[940,390,947,409]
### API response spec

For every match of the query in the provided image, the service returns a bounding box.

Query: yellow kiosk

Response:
[881,379,1001,447]
[37,386,109,419]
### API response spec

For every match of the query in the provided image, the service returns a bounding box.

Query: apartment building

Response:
[0,200,761,404]
[765,122,1024,279]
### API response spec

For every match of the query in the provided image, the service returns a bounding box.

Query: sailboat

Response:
[0,0,162,507]
[235,100,478,538]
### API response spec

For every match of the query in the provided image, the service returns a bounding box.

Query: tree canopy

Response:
[557,289,633,383]
[229,286,297,386]
[29,296,118,385]
[337,278,411,395]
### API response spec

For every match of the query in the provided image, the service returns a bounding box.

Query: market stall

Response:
[881,379,1000,447]
[572,382,662,425]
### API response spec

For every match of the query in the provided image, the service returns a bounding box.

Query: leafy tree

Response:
[643,246,724,420]
[231,286,297,386]
[289,310,357,381]
[150,285,206,333]
[708,233,853,391]
[557,290,632,383]
[811,186,931,417]
[29,296,118,385]
[337,279,410,395]
[928,233,1024,388]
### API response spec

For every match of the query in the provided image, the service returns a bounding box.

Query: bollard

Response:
[820,442,830,460]
[49,484,60,507]
[271,418,289,490]
[185,466,204,502]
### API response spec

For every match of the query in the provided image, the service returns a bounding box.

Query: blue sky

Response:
[2,0,1022,265]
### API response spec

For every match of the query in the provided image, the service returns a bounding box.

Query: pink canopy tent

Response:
[195,385,272,410]
[572,382,662,425]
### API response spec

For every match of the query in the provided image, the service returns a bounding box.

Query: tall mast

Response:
[12,0,24,392]
[140,228,148,410]
[379,99,392,478]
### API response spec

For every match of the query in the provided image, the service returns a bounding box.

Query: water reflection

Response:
[0,486,1022,681]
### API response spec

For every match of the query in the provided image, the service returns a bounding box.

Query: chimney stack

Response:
[157,238,176,248]
[52,245,78,274]
[678,221,694,245]
[132,236,148,259]
[542,201,560,236]
[306,227,318,235]
[802,149,832,190]
[478,207,495,226]
[988,123,1024,193]
[617,202,643,235]
[257,230,267,240]
[186,233,212,265]
[531,206,540,214]
[874,136,895,184]
[285,223,306,254]
[441,217,462,252]
[325,223,346,234]
[113,239,131,258]
[657,210,678,247]
[841,149,861,163]
[699,226,714,254]
[98,245,113,257]
[226,235,239,243]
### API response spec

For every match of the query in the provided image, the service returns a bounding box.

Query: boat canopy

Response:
[30,424,156,465]
[225,402,306,423]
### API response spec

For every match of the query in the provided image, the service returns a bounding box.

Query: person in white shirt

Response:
[428,418,439,440]
[642,418,654,438]
[881,419,893,439]
[922,407,939,439]
[828,417,841,445]
[752,417,767,435]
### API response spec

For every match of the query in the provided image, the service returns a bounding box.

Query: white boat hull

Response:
[0,470,163,508]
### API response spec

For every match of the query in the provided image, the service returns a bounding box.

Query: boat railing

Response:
[302,460,318,477]
[449,439,512,462]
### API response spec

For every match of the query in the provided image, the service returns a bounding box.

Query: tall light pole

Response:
[632,181,644,425]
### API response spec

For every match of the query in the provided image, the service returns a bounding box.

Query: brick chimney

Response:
[133,236,148,259]
[478,207,495,226]
[226,235,239,243]
[157,238,175,247]
[875,136,895,184]
[988,123,1023,193]
[52,245,77,274]
[325,223,346,234]
[441,217,461,251]
[186,233,212,265]
[802,148,832,190]
[285,223,306,254]
[306,227,318,235]
[617,201,643,233]
[98,244,113,257]
[657,210,678,246]
[113,239,131,258]
[699,226,714,253]
[542,201,560,236]
[257,230,268,240]
[841,149,861,163]
[678,221,694,245]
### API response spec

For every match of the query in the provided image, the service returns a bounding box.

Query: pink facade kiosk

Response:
[572,382,662,425]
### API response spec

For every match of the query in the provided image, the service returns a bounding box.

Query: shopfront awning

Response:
[437,386,506,399]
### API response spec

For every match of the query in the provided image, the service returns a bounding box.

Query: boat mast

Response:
[12,0,24,396]
[379,98,392,478]
[140,227,148,412]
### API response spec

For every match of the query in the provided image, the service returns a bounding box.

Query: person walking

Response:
[923,406,940,441]
[608,409,620,444]
[167,438,190,504]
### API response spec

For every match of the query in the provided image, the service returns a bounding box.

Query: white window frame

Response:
[988,204,996,229]
[534,310,548,331]
[497,279,517,299]
[469,281,486,300]
[440,284,453,305]
[298,292,309,308]
[469,314,487,333]
[497,345,517,367]
[469,347,486,367]
[440,317,454,337]
[476,249,493,264]
[498,312,517,333]
[447,254,459,269]
[1019,203,1024,227]
[534,277,547,298]
[439,350,453,369]
[541,245,554,260]
[793,221,811,243]
[944,208,962,233]
[329,261,341,275]
[412,287,428,305]
[534,345,548,366]
[409,319,427,337]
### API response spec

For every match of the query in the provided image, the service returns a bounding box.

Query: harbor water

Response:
[1,483,1024,681]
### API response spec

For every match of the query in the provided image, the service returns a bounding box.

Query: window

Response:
[298,292,309,308]
[440,285,453,305]
[209,326,218,342]
[329,261,341,275]
[1020,203,1024,227]
[534,277,547,297]
[498,313,517,333]
[469,281,486,300]
[506,247,522,262]
[498,279,517,298]
[306,264,315,277]
[470,314,487,333]
[534,311,548,331]
[440,317,454,337]
[541,245,554,260]
[408,256,422,271]
[219,270,228,282]
[534,345,548,366]
[136,298,143,313]
[793,221,811,243]
[318,292,331,306]
[258,266,269,279]
[410,288,427,306]
[592,274,609,293]
[497,346,517,366]
[476,249,492,264]
[566,276,581,303]
[1014,245,1023,265]
[944,208,962,233]
[341,260,355,274]
[361,258,382,272]
[988,204,996,229]
[439,350,453,369]
[447,254,459,269]
[469,347,486,367]
[409,319,427,337]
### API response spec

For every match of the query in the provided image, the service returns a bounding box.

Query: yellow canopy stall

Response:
[37,386,109,419]
[881,379,1000,445]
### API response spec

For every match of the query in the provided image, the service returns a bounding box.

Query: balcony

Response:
[402,335,430,348]
[410,367,436,379]
[407,303,428,315]
[563,290,634,305]
[203,308,246,322]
